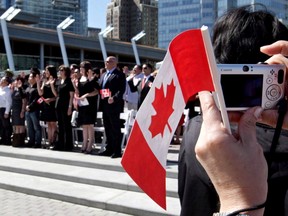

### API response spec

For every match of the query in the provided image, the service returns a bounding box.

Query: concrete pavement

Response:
[0,188,132,216]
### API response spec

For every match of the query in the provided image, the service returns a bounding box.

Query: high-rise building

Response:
[158,0,288,49]
[158,0,217,49]
[106,0,158,47]
[1,0,88,35]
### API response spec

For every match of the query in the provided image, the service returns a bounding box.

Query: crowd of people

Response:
[1,3,288,215]
[0,57,156,159]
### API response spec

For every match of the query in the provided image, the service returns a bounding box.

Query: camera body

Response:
[217,64,286,111]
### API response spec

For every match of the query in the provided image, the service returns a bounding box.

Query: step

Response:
[0,170,181,216]
[0,146,179,178]
[0,145,180,215]
[0,156,178,198]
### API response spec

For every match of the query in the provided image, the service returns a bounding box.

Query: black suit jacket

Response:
[128,75,154,109]
[99,68,126,113]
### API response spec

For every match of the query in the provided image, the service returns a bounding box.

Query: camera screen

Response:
[221,75,263,107]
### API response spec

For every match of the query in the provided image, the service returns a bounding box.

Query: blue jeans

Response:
[25,111,42,145]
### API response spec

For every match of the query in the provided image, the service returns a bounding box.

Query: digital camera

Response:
[217,64,286,111]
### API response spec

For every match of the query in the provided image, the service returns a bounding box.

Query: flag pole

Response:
[201,26,232,134]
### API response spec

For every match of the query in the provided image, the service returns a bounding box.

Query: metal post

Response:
[80,49,84,62]
[131,39,140,65]
[131,31,146,65]
[98,33,107,62]
[57,27,69,66]
[0,18,14,71]
[98,25,114,62]
[57,15,75,66]
[40,43,44,70]
[0,6,21,72]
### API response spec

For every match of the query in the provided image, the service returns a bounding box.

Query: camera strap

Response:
[267,97,287,178]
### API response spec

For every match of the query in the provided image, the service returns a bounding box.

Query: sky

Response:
[88,0,111,30]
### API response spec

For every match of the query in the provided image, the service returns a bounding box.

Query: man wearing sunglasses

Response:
[128,63,154,109]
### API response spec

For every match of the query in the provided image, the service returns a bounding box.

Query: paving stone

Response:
[0,189,133,216]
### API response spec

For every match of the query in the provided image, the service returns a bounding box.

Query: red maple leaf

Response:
[149,80,176,138]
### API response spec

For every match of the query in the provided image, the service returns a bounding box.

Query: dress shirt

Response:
[142,75,151,85]
[125,73,144,103]
[102,68,115,88]
[0,86,12,114]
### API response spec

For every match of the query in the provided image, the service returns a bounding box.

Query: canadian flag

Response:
[37,96,45,104]
[100,89,111,99]
[121,27,216,209]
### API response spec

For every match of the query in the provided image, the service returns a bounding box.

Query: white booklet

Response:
[78,98,89,106]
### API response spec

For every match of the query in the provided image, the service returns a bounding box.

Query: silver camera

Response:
[217,64,286,111]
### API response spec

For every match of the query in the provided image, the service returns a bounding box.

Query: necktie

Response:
[141,78,146,89]
[103,71,111,87]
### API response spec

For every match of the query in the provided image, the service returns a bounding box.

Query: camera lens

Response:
[242,65,249,72]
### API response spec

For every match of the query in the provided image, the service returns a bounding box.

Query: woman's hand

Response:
[195,91,267,215]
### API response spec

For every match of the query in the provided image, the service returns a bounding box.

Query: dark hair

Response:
[70,63,79,70]
[213,4,288,63]
[92,67,100,76]
[30,67,40,77]
[16,75,25,84]
[3,76,12,84]
[100,68,106,74]
[135,65,142,70]
[80,61,92,76]
[59,65,71,78]
[45,65,57,79]
[144,63,153,70]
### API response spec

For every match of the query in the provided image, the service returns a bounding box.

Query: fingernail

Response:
[254,107,263,119]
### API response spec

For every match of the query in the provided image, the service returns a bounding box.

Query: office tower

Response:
[1,0,88,35]
[106,0,158,47]
[158,0,216,49]
[158,0,288,49]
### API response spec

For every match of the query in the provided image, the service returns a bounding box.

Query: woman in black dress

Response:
[11,75,27,147]
[36,65,58,148]
[73,61,99,154]
[52,65,74,151]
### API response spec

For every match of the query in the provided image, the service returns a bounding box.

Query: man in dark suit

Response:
[98,56,126,158]
[127,63,154,109]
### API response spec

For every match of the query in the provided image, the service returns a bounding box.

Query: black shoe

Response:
[4,141,12,146]
[51,146,63,151]
[98,150,113,156]
[25,142,34,148]
[111,153,122,159]
[33,144,42,148]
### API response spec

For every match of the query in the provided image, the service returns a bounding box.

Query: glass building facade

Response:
[159,0,288,49]
[158,0,216,49]
[1,0,88,35]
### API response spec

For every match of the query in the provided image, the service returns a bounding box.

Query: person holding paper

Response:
[178,5,288,216]
[74,61,99,154]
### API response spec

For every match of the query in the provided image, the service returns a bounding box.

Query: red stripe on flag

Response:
[169,29,214,102]
[121,121,166,209]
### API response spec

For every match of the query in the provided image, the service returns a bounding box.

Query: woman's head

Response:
[45,65,57,79]
[213,4,288,64]
[80,61,92,76]
[58,65,71,78]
